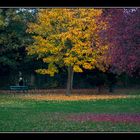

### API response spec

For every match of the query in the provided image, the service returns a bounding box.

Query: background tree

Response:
[101,8,140,76]
[27,8,108,95]
[0,8,38,87]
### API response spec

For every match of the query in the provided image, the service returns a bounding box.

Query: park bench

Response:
[10,86,28,93]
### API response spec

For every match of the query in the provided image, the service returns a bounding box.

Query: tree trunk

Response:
[98,85,102,93]
[124,74,128,87]
[30,73,35,87]
[109,84,113,93]
[66,66,74,96]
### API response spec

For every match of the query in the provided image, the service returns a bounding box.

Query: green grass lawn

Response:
[0,92,140,132]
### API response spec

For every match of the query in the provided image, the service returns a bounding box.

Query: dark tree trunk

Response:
[107,72,117,93]
[66,66,74,96]
[124,74,128,87]
[109,84,113,93]
[98,85,102,93]
[30,73,35,87]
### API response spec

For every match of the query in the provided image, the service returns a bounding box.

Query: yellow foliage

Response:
[73,65,83,72]
[27,8,108,76]
[83,63,93,69]
[36,63,58,76]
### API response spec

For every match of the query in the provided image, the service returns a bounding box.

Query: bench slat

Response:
[10,86,28,91]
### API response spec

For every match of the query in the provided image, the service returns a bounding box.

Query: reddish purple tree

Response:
[101,8,140,76]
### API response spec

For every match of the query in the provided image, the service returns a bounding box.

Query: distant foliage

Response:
[0,8,36,73]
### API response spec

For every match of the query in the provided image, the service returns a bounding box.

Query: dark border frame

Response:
[0,0,139,7]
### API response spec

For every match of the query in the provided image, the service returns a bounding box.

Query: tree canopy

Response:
[0,8,37,74]
[101,8,140,76]
[27,9,108,76]
[27,8,109,95]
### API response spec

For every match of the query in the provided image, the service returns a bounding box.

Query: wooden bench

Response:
[10,86,29,92]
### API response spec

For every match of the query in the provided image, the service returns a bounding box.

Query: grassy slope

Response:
[0,94,140,131]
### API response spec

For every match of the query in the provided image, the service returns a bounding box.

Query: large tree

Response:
[101,8,140,76]
[27,8,108,95]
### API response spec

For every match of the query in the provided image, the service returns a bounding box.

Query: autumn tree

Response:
[27,8,108,95]
[101,8,140,76]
